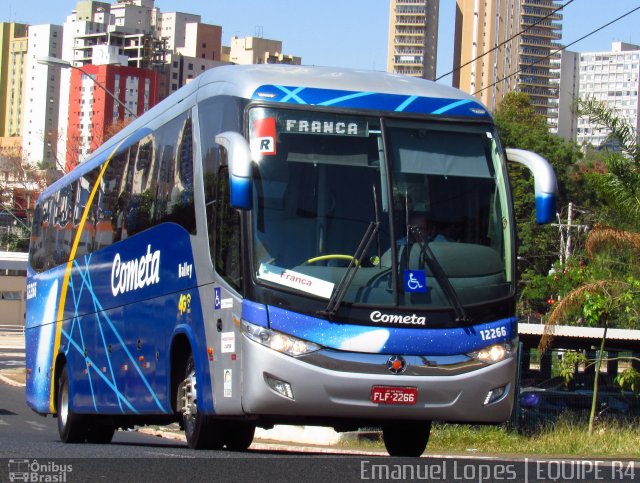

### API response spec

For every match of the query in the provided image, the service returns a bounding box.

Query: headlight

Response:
[241,320,321,356]
[468,341,515,364]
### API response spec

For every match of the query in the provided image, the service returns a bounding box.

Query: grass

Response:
[344,420,640,458]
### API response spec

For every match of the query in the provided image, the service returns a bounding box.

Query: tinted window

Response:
[215,166,242,291]
[154,113,196,233]
[127,134,156,236]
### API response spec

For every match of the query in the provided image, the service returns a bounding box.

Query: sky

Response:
[5,0,640,85]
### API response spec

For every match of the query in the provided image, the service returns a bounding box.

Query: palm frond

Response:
[585,227,640,259]
[578,99,640,160]
[538,280,625,352]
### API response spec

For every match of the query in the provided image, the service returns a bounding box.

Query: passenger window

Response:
[127,135,156,236]
[154,112,196,233]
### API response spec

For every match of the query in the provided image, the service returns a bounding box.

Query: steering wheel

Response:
[304,254,358,266]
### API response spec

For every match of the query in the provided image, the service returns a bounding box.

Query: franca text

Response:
[111,245,161,296]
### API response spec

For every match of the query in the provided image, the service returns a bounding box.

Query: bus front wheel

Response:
[382,421,431,457]
[57,365,87,443]
[180,355,222,449]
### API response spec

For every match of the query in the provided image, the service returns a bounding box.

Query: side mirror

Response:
[506,148,558,224]
[215,131,253,210]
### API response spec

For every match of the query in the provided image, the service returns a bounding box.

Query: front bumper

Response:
[241,337,516,423]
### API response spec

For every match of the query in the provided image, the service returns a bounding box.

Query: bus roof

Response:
[41,65,490,202]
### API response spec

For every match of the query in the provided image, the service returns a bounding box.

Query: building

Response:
[66,62,158,170]
[156,11,201,52]
[228,36,301,65]
[57,1,111,166]
[22,24,64,166]
[577,42,640,148]
[176,22,222,62]
[159,53,226,99]
[0,23,29,138]
[549,49,578,141]
[156,21,225,99]
[0,251,28,326]
[453,0,562,116]
[386,0,439,80]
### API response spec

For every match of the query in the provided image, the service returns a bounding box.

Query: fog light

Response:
[265,374,294,400]
[484,385,507,405]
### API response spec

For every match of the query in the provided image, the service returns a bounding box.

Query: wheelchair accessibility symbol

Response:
[404,270,428,293]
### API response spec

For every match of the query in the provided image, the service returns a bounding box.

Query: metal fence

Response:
[511,344,640,433]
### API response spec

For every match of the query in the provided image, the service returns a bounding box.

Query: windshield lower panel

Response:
[249,108,513,310]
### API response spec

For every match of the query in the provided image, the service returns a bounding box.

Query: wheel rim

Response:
[182,367,198,434]
[59,381,69,427]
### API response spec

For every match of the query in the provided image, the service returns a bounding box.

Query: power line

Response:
[435,0,575,82]
[472,5,640,96]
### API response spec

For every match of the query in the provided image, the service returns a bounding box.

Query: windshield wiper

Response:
[409,225,471,324]
[318,220,379,319]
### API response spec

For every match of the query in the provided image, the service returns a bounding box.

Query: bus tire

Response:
[86,421,115,444]
[224,422,255,451]
[181,354,222,449]
[382,421,431,457]
[57,365,87,443]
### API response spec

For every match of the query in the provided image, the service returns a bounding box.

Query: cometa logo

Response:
[370,310,426,326]
[111,245,161,296]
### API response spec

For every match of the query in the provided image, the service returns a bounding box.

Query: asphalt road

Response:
[0,331,637,483]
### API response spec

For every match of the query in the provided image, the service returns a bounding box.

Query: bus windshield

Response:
[249,107,512,309]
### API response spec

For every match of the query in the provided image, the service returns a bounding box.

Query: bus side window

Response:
[154,112,196,233]
[214,165,243,292]
[97,146,132,249]
[74,168,99,259]
[127,135,156,236]
[29,203,44,271]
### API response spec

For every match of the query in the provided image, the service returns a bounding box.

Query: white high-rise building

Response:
[549,50,579,142]
[22,24,63,165]
[577,42,640,148]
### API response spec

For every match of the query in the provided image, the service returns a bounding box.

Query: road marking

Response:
[0,419,8,426]
[26,420,47,431]
[0,373,25,387]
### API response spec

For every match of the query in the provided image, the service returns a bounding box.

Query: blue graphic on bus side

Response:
[214,287,221,310]
[25,223,212,415]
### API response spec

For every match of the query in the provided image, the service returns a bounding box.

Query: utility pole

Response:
[553,202,588,267]
[565,202,573,264]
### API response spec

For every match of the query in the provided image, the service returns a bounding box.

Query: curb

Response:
[136,426,385,455]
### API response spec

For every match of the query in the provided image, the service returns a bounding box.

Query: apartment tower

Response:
[453,0,562,115]
[577,42,640,148]
[387,0,439,80]
[0,23,29,138]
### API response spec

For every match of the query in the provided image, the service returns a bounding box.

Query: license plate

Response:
[371,386,418,405]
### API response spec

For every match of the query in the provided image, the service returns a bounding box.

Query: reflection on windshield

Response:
[249,108,512,309]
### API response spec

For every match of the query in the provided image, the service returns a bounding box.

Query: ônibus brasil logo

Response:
[111,245,161,296]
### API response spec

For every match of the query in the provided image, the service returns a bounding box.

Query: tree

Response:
[493,93,589,310]
[539,99,640,436]
[577,98,640,227]
[0,142,51,243]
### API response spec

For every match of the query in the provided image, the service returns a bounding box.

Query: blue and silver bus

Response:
[25,65,557,456]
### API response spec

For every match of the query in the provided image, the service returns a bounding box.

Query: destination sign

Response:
[279,114,368,137]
